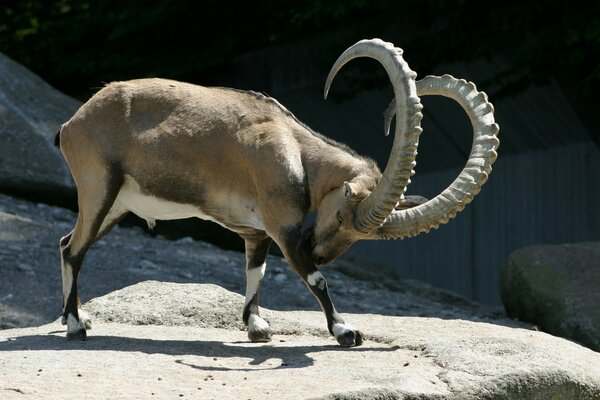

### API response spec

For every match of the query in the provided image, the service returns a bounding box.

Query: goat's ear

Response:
[342,181,369,201]
[342,181,355,199]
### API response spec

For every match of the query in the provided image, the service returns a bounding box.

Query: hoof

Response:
[247,314,272,342]
[336,329,363,347]
[66,313,88,341]
[66,328,87,341]
[79,310,92,330]
[62,309,92,329]
[333,323,364,347]
[248,327,273,343]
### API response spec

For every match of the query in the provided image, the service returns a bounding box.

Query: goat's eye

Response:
[336,211,343,224]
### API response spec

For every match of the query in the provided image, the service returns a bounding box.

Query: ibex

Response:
[56,39,499,346]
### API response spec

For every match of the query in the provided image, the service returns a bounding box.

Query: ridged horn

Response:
[325,39,423,233]
[372,74,500,240]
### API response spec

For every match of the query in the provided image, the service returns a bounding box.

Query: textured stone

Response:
[1,193,599,398]
[0,53,78,204]
[0,192,510,333]
[501,242,600,352]
[1,281,599,399]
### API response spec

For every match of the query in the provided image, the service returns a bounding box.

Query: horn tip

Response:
[323,80,332,100]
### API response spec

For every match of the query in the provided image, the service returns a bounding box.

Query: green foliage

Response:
[0,0,597,101]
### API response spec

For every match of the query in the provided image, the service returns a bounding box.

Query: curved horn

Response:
[383,98,396,137]
[325,39,423,233]
[373,74,500,240]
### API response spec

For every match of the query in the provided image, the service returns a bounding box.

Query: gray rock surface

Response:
[0,53,78,203]
[1,281,599,399]
[1,192,599,398]
[0,192,510,331]
[501,242,600,352]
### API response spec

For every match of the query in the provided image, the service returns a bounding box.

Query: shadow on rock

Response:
[0,331,399,372]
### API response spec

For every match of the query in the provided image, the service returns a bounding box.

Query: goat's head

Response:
[311,177,376,266]
[308,39,500,267]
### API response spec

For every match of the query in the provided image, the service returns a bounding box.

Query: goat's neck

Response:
[298,132,371,211]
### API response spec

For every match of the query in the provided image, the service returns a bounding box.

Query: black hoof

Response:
[248,327,272,343]
[66,328,87,341]
[336,329,364,347]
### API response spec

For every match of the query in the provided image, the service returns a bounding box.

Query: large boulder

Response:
[0,53,79,205]
[500,242,600,352]
[1,281,599,399]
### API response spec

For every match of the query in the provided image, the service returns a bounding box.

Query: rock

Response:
[16,263,35,276]
[0,281,599,399]
[500,242,600,352]
[0,303,40,330]
[1,192,598,397]
[0,53,79,205]
[86,281,245,329]
[0,192,512,332]
[138,259,161,271]
[176,236,195,244]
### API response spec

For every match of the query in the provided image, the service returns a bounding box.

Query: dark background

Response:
[0,0,597,109]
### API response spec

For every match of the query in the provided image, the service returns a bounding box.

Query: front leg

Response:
[242,235,273,342]
[278,227,363,347]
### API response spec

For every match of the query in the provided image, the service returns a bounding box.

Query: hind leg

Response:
[60,173,123,340]
[59,202,128,331]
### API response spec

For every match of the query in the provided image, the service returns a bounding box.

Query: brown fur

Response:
[59,78,380,250]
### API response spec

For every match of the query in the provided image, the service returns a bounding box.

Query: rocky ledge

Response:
[1,281,599,400]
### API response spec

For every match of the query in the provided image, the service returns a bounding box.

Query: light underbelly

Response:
[116,175,265,231]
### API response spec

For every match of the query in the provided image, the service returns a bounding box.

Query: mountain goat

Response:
[56,39,499,346]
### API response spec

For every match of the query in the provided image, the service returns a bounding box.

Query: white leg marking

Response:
[66,313,86,334]
[332,322,354,338]
[307,271,326,290]
[248,314,270,331]
[245,262,266,306]
[65,309,92,337]
[78,309,92,330]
